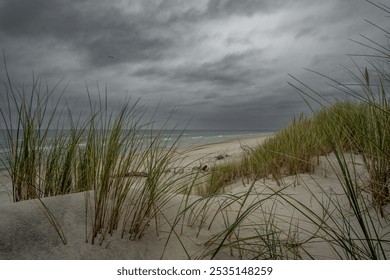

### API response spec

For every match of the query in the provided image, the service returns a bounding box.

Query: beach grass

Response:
[1,1,390,260]
[197,96,390,259]
[195,1,390,259]
[0,59,198,245]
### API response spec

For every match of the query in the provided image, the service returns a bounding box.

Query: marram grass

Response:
[1,1,390,260]
[0,63,196,244]
[198,1,390,259]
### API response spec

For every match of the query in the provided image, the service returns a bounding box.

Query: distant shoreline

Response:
[0,129,275,171]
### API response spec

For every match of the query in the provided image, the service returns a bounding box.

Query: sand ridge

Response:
[1,135,389,259]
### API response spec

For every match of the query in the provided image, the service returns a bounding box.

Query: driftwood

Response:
[192,165,209,172]
[215,154,229,160]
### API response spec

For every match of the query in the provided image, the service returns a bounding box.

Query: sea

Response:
[0,129,275,171]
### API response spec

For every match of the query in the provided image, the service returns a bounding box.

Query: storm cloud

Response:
[0,0,388,130]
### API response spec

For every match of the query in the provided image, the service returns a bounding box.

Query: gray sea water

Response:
[0,129,275,171]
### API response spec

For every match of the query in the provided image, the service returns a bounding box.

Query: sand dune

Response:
[1,135,389,259]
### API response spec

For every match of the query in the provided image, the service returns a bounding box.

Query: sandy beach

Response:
[2,0,390,269]
[0,134,389,260]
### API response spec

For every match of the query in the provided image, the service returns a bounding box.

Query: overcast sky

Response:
[0,0,388,130]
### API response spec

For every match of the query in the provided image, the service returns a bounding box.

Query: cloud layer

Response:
[0,0,387,129]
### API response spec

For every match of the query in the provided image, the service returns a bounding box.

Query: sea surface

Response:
[0,129,274,171]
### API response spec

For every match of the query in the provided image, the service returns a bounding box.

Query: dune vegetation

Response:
[1,1,390,260]
[0,58,199,244]
[196,1,390,259]
[201,92,390,259]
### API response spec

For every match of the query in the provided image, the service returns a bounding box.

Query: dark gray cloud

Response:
[206,0,286,17]
[0,0,173,68]
[133,50,270,88]
[0,0,388,130]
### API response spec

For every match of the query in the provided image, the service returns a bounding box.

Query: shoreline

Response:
[0,134,270,202]
[177,134,271,164]
[1,132,389,260]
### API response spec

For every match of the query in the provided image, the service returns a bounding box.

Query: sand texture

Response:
[1,135,389,260]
